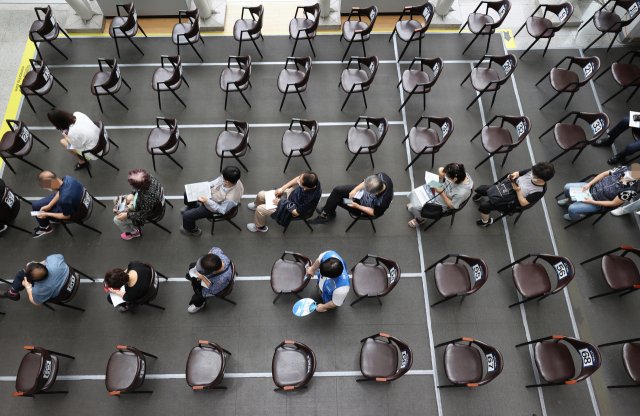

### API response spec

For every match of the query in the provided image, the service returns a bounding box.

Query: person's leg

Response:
[478,200,496,223]
[183,191,199,210]
[0,270,27,299]
[621,199,640,214]
[595,117,630,146]
[32,195,56,228]
[253,191,266,206]
[183,204,211,232]
[322,185,356,216]
[567,201,601,219]
[113,216,138,234]
[559,183,589,205]
[61,138,86,165]
[609,139,640,166]
[474,185,490,197]
[254,204,276,228]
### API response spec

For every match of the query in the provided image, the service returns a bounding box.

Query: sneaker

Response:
[49,218,60,225]
[592,136,614,147]
[476,218,494,227]
[31,226,52,238]
[180,206,189,214]
[564,214,585,221]
[247,202,257,211]
[0,224,7,233]
[180,226,202,236]
[472,193,483,202]
[557,198,571,206]
[0,290,20,301]
[611,207,628,216]
[117,304,131,313]
[120,229,141,240]
[309,215,331,225]
[188,302,206,313]
[247,223,268,232]
[315,206,336,217]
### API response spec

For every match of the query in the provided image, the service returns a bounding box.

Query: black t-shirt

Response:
[372,172,394,217]
[123,261,152,302]
[516,169,546,205]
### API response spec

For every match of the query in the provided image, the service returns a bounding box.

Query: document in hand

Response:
[424,171,443,189]
[569,187,592,202]
[264,189,278,210]
[30,211,45,216]
[109,285,127,307]
[185,182,212,202]
[413,184,436,206]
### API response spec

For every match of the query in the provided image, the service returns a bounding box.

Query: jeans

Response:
[622,199,640,213]
[32,194,63,228]
[9,270,27,294]
[563,183,602,219]
[113,216,138,234]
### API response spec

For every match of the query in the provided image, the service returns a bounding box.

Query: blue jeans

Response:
[32,194,63,228]
[622,199,640,213]
[563,183,602,219]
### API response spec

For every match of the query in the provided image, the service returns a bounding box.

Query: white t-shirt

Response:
[67,112,101,159]
[317,251,350,306]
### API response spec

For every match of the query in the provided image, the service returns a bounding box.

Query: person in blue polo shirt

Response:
[31,171,84,238]
[0,255,69,305]
[305,251,350,312]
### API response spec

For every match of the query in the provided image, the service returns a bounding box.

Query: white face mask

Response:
[297,179,302,187]
[624,171,636,181]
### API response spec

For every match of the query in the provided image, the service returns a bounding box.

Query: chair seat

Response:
[396,19,424,42]
[271,259,306,293]
[172,23,199,45]
[220,68,249,91]
[186,346,223,387]
[352,263,388,297]
[289,18,316,39]
[347,127,377,154]
[468,13,495,34]
[553,123,587,150]
[470,67,500,92]
[16,352,58,393]
[152,67,181,91]
[444,343,482,384]
[360,338,397,379]
[526,16,554,38]
[277,69,307,93]
[0,132,32,158]
[342,20,370,42]
[109,17,138,38]
[408,127,439,154]
[29,20,59,42]
[612,62,640,87]
[282,130,312,157]
[90,71,121,95]
[233,19,261,41]
[22,71,53,96]
[623,342,640,384]
[535,341,575,383]
[512,263,551,298]
[434,263,470,298]
[147,128,178,155]
[402,69,431,94]
[594,10,622,33]
[216,131,247,157]
[341,69,370,93]
[550,68,579,92]
[272,347,308,386]
[602,255,640,290]
[106,350,139,392]
[481,126,513,153]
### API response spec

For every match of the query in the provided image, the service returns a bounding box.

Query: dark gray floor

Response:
[2,33,640,416]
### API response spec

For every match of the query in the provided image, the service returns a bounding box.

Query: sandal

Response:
[74,161,87,170]
[408,217,425,228]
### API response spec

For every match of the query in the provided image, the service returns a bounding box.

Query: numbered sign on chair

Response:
[472,263,484,281]
[42,64,51,82]
[132,9,138,21]
[378,122,385,137]
[19,126,30,143]
[369,7,376,21]
[175,126,180,139]
[310,125,316,137]
[4,190,15,208]
[66,274,77,293]
[83,193,91,209]
[583,60,596,77]
[629,1,640,16]
[441,121,450,136]
[49,12,57,27]
[42,359,52,379]
[305,61,310,72]
[591,117,606,135]
[486,353,497,372]
[103,127,109,141]
[553,260,571,280]
[139,359,145,379]
[515,119,527,137]
[502,58,513,74]
[369,61,376,74]
[432,61,440,76]
[498,2,507,18]
[422,5,432,21]
[307,354,313,373]
[293,298,317,316]
[306,11,315,21]
[115,65,121,81]
[389,265,398,283]
[557,6,570,22]
[578,347,598,367]
[400,349,411,369]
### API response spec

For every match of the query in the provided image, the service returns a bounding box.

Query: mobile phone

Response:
[343,198,353,205]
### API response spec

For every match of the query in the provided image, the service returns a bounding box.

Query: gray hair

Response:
[364,175,384,194]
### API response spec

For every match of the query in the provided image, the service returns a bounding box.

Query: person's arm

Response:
[21,276,42,306]
[510,182,530,207]
[347,202,375,216]
[348,182,365,199]
[315,300,337,312]
[201,198,238,215]
[38,211,71,220]
[275,175,301,197]
[583,170,611,191]
[306,258,320,276]
[41,192,60,211]
[436,188,455,209]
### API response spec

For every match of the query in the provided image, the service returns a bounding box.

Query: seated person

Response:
[305,250,350,312]
[558,165,640,221]
[246,172,321,233]
[113,169,162,241]
[180,166,244,236]
[185,247,233,313]
[407,163,474,227]
[311,173,394,224]
[472,162,555,227]
[592,116,640,165]
[47,107,100,171]
[31,171,84,238]
[104,261,153,312]
[0,255,70,306]
[0,178,20,234]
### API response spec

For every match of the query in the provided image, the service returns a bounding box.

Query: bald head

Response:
[38,171,62,190]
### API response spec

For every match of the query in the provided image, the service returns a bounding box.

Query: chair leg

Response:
[466,91,484,110]
[226,219,242,231]
[75,221,103,234]
[606,31,618,52]
[508,295,541,308]
[216,296,237,306]
[626,85,640,102]
[368,152,374,169]
[475,152,494,169]
[57,302,85,312]
[143,302,166,310]
[3,223,32,234]
[232,154,248,172]
[398,91,413,112]
[539,90,563,110]
[15,157,43,172]
[302,219,314,232]
[602,86,628,105]
[564,91,576,109]
[461,33,480,55]
[238,90,252,108]
[250,37,263,58]
[341,39,353,62]
[519,37,539,58]
[405,152,423,171]
[291,37,298,56]
[48,41,68,59]
[430,295,455,307]
[31,133,49,149]
[279,91,288,111]
[423,216,443,231]
[38,94,56,108]
[97,155,120,171]
[619,287,639,297]
[345,151,360,170]
[272,293,283,304]
[165,153,184,169]
[170,89,187,108]
[43,303,55,311]
[296,88,306,109]
[345,217,359,232]
[608,385,640,389]
[563,212,594,229]
[53,77,68,92]
[96,95,104,113]
[60,222,73,236]
[189,41,204,62]
[340,91,352,111]
[73,268,95,282]
[485,33,491,54]
[307,38,316,57]
[126,36,144,56]
[583,32,606,53]
[151,152,156,171]
[589,289,624,300]
[369,219,376,233]
[571,147,586,164]
[110,93,129,110]
[148,221,172,234]
[300,154,312,170]
[398,40,411,62]
[24,96,36,113]
[543,36,552,56]
[350,296,367,306]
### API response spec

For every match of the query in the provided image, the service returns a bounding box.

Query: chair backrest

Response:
[503,115,531,147]
[576,112,609,142]
[135,262,160,305]
[109,345,146,393]
[97,58,123,91]
[412,2,435,32]
[491,54,517,85]
[232,55,252,87]
[0,186,19,220]
[159,118,179,151]
[617,1,640,26]
[216,260,236,297]
[68,188,93,223]
[22,60,51,91]
[456,255,489,294]
[299,119,318,152]
[362,116,388,151]
[89,120,109,156]
[119,2,138,32]
[536,254,576,294]
[271,251,312,291]
[246,5,264,34]
[387,335,413,381]
[486,0,511,27]
[273,340,317,388]
[572,56,601,85]
[292,57,312,87]
[545,2,574,30]
[358,56,379,87]
[184,9,200,38]
[414,57,444,88]
[561,336,602,383]
[472,339,504,386]
[357,5,378,35]
[426,116,453,150]
[16,347,54,395]
[162,56,183,88]
[370,255,401,297]
[227,120,250,152]
[47,266,80,304]
[147,187,167,223]
[4,120,31,154]
[189,341,226,387]
[301,3,320,33]
[36,5,57,35]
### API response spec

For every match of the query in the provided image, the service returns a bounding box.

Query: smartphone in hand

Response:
[343,198,353,205]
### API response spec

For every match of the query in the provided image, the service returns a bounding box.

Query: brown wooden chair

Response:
[106,345,156,395]
[461,54,517,110]
[0,185,31,236]
[209,204,242,235]
[278,57,312,111]
[514,2,573,58]
[234,5,264,58]
[598,337,640,388]
[147,117,186,171]
[270,251,312,304]
[471,115,531,169]
[290,3,320,57]
[389,2,434,61]
[346,116,388,170]
[282,118,318,172]
[403,116,453,170]
[204,261,237,305]
[460,0,511,55]
[580,246,640,300]
[216,119,250,172]
[109,2,147,58]
[91,58,131,113]
[173,9,204,61]
[128,262,168,313]
[144,186,173,234]
[272,340,316,391]
[536,56,600,110]
[358,333,412,382]
[516,335,601,387]
[283,185,321,234]
[220,55,252,110]
[29,5,71,60]
[12,346,75,397]
[340,56,378,111]
[578,0,640,52]
[539,111,608,163]
[341,5,378,62]
[0,120,48,174]
[595,50,640,105]
[20,60,67,113]
[398,57,443,111]
[82,121,119,179]
[435,337,503,388]
[59,187,105,236]
[186,341,231,390]
[152,55,188,110]
[43,266,95,312]
[426,254,488,307]
[350,254,400,306]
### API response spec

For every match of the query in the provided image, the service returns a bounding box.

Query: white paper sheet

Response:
[630,111,640,128]
[109,285,127,307]
[569,187,591,202]
[30,211,44,216]
[264,189,278,210]
[184,182,212,203]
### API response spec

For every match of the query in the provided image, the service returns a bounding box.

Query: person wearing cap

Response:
[0,255,69,306]
[185,247,233,313]
[305,251,350,312]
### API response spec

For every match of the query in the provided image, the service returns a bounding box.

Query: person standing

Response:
[47,108,100,170]
[305,251,350,312]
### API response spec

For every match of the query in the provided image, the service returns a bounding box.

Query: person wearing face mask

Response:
[246,172,321,233]
[30,171,84,238]
[0,255,69,305]
[558,165,640,220]
[184,247,233,313]
[180,166,244,236]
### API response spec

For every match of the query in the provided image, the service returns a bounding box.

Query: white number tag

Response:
[591,117,605,134]
[502,58,513,74]
[42,65,51,82]
[369,8,376,21]
[378,122,385,137]
[583,60,595,77]
[115,65,121,80]
[42,360,52,379]
[498,3,507,18]
[305,61,310,72]
[66,274,76,292]
[179,64,183,77]
[307,355,312,373]
[389,266,398,283]
[50,12,57,27]
[472,263,484,281]
[553,260,571,280]
[103,127,109,141]
[4,191,15,208]
[369,61,375,74]
[310,126,316,136]
[441,121,449,136]
[422,5,432,21]
[579,347,597,367]
[515,120,527,137]
[174,127,180,139]
[153,276,159,288]
[19,127,30,143]
[306,12,315,21]
[486,353,497,372]
[83,193,91,209]
[432,61,440,75]
[629,1,640,16]
[132,10,138,22]
[400,349,410,369]
[557,6,569,22]
[139,359,145,378]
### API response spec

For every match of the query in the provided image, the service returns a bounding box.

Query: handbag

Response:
[419,186,445,219]
[486,178,518,210]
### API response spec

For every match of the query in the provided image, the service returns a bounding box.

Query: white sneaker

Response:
[247,223,268,233]
[247,202,257,211]
[611,207,628,216]
[188,302,205,313]
[636,211,640,216]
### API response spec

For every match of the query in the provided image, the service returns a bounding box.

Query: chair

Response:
[0,185,32,236]
[358,333,412,382]
[234,5,264,58]
[186,340,232,390]
[282,118,318,172]
[106,345,156,395]
[471,115,531,169]
[204,261,237,306]
[282,185,321,234]
[152,55,188,110]
[272,340,316,391]
[91,58,131,113]
[29,5,71,60]
[129,262,169,313]
[514,3,573,58]
[595,50,640,105]
[20,59,67,113]
[60,187,105,236]
[43,266,95,312]
[340,5,377,62]
[460,0,511,55]
[12,346,75,397]
[536,56,600,110]
[339,56,379,111]
[539,112,609,163]
[426,254,488,307]
[216,119,250,173]
[598,337,640,388]
[278,57,312,111]
[0,120,48,174]
[497,253,575,308]
[147,117,186,171]
[403,116,453,170]
[435,337,503,387]
[350,254,401,306]
[108,2,147,58]
[220,55,252,110]
[346,211,379,233]
[345,116,388,170]
[461,54,517,110]
[580,246,640,299]
[144,186,173,234]
[209,204,242,235]
[515,335,601,387]
[578,0,640,52]
[290,3,320,57]
[490,172,538,225]
[398,57,444,112]
[270,251,312,304]
[389,2,435,61]
[173,9,204,62]
[553,173,615,230]
[82,121,120,179]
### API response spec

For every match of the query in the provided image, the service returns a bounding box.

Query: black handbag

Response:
[486,178,518,209]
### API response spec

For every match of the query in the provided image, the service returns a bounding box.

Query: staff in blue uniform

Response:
[305,250,350,312]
